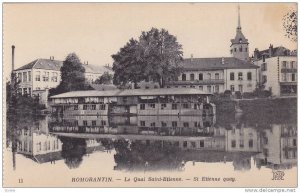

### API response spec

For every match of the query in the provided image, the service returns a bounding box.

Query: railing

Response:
[281,68,297,73]
[166,79,225,85]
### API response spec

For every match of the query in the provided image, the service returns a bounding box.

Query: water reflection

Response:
[8,112,297,172]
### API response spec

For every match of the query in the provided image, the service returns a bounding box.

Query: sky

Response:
[3,3,297,75]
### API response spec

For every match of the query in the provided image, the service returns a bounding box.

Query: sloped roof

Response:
[50,88,210,99]
[83,64,113,74]
[15,59,62,71]
[14,58,113,74]
[231,29,249,45]
[181,57,258,71]
[255,46,292,59]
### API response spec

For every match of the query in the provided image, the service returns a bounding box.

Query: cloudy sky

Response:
[3,3,297,74]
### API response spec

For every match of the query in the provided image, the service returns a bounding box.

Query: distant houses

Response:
[253,45,297,96]
[13,57,113,101]
[12,6,297,99]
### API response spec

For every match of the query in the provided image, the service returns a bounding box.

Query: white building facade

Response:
[253,45,297,96]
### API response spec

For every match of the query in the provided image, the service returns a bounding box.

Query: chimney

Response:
[86,61,88,65]
[191,54,193,61]
[254,48,259,59]
[269,44,273,57]
[50,56,54,60]
[221,57,225,65]
[12,45,15,71]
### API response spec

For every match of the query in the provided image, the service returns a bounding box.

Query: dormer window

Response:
[239,38,242,43]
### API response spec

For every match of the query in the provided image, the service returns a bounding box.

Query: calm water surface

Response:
[5,108,297,187]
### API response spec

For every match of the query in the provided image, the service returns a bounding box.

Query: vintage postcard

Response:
[2,2,298,189]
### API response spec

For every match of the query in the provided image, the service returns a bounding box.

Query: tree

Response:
[283,9,297,42]
[112,38,146,88]
[112,28,183,88]
[94,72,113,84]
[49,53,93,96]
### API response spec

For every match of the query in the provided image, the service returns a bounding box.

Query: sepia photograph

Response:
[2,2,298,189]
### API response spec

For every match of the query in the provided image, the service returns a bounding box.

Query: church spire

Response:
[237,4,241,30]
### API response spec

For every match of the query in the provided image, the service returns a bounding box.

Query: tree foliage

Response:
[283,9,297,42]
[49,53,93,96]
[94,72,113,84]
[112,28,183,88]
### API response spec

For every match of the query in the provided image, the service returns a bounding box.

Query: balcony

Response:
[166,79,225,86]
[281,68,297,73]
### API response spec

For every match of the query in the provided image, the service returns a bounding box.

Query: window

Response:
[101,120,106,126]
[261,63,267,71]
[292,74,296,81]
[182,74,186,81]
[282,61,287,69]
[245,48,248,52]
[140,104,145,110]
[200,140,204,147]
[215,85,219,93]
[23,72,27,82]
[239,46,242,52]
[238,85,243,92]
[239,140,244,148]
[150,122,155,127]
[83,121,88,126]
[190,85,195,88]
[262,75,267,83]
[18,73,22,82]
[172,103,177,110]
[262,55,265,62]
[230,85,235,92]
[199,73,203,80]
[100,104,106,110]
[190,73,194,81]
[28,71,31,81]
[52,72,58,82]
[83,105,88,110]
[140,121,145,126]
[35,71,41,81]
[182,103,189,109]
[291,61,296,69]
[23,88,27,95]
[249,139,253,148]
[207,85,212,93]
[150,104,155,108]
[91,105,96,110]
[183,141,187,148]
[191,142,196,148]
[293,139,297,147]
[172,121,177,127]
[199,86,203,91]
[238,72,243,80]
[230,72,234,80]
[161,103,166,109]
[234,48,237,52]
[43,72,49,82]
[282,74,287,82]
[215,73,219,80]
[247,72,252,80]
[92,121,96,126]
[231,140,236,148]
[207,73,211,80]
[74,105,78,110]
[183,122,189,127]
[161,122,167,127]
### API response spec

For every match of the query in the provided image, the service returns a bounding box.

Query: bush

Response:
[235,91,242,99]
[224,90,232,98]
[243,92,255,99]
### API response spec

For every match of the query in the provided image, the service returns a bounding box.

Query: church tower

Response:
[230,5,249,61]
